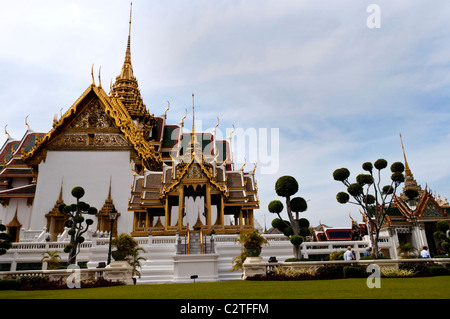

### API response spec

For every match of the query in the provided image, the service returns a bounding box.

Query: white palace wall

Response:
[30,150,134,235]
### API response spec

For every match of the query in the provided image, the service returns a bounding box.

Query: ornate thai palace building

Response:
[379,136,450,257]
[0,5,259,246]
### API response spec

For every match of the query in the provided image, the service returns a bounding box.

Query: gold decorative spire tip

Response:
[91,64,96,86]
[98,66,102,88]
[399,133,411,175]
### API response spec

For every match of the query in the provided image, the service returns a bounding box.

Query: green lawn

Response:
[1,276,449,299]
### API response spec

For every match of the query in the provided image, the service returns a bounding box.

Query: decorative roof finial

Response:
[25,115,30,131]
[228,124,235,142]
[241,157,246,171]
[91,64,96,86]
[180,108,187,128]
[4,125,10,139]
[98,66,102,89]
[165,101,170,119]
[214,117,219,131]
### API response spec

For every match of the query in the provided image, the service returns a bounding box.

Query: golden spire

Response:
[192,93,195,135]
[127,2,132,61]
[110,2,149,123]
[399,134,422,196]
[119,2,134,80]
[400,133,411,177]
[190,94,197,156]
[107,176,112,201]
[57,178,64,203]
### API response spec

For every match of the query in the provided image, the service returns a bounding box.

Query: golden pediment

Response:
[67,100,115,130]
[185,163,207,180]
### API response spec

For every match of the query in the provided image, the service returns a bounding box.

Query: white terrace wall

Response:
[0,233,395,283]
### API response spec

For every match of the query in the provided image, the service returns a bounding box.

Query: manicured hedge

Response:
[428,266,449,277]
[0,276,125,290]
[343,266,366,278]
[0,279,19,290]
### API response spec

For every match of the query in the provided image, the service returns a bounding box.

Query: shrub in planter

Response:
[111,233,138,261]
[343,265,367,278]
[232,230,268,271]
[111,250,128,261]
[18,276,51,290]
[238,230,268,257]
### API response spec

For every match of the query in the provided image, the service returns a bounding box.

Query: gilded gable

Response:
[185,163,207,180]
[67,100,115,130]
[47,98,131,151]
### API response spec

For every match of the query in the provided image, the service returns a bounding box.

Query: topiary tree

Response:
[333,159,405,258]
[268,176,309,260]
[58,186,98,265]
[0,224,12,256]
[434,220,450,256]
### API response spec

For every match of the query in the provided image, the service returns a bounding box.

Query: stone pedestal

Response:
[104,261,134,285]
[173,254,219,283]
[242,256,266,280]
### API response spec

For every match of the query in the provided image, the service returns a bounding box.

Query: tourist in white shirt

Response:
[343,246,354,260]
[420,246,430,258]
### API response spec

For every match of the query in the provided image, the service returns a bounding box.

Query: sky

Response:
[1,0,450,230]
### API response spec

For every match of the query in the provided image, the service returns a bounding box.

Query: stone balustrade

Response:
[0,261,134,285]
